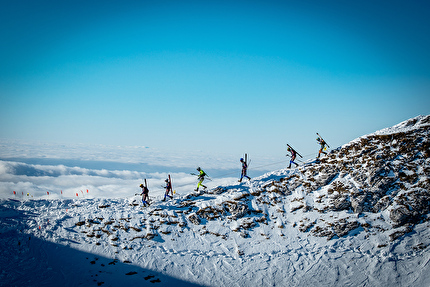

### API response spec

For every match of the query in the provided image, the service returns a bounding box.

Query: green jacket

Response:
[198,170,206,179]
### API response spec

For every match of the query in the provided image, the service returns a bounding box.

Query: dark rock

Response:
[332,196,351,211]
[390,205,412,227]
[188,213,201,225]
[332,220,360,237]
[350,194,366,213]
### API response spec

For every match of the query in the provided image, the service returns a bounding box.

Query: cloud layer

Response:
[0,160,238,200]
[0,140,282,200]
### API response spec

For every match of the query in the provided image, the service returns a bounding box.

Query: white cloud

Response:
[0,139,280,171]
[0,140,278,200]
[0,159,238,200]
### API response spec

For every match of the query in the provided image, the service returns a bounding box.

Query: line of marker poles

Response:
[12,189,90,199]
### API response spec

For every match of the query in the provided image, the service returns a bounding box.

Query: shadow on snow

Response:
[0,202,204,287]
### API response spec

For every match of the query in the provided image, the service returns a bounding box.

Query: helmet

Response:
[317,137,320,141]
[287,147,291,151]
[197,167,201,171]
[139,184,144,188]
[240,158,244,162]
[165,179,168,182]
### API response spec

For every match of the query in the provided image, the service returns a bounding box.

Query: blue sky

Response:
[1,0,429,161]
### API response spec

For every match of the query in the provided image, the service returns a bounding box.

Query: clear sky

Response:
[1,0,429,161]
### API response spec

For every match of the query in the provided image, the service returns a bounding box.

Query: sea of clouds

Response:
[0,140,281,199]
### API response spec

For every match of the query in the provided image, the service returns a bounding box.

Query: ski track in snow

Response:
[1,115,430,286]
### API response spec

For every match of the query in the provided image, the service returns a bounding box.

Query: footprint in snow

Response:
[143,275,161,283]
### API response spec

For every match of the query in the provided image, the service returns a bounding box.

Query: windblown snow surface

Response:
[1,115,430,287]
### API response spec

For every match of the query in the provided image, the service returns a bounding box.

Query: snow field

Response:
[1,115,430,286]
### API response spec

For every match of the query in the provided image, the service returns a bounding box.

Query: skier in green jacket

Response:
[194,167,207,191]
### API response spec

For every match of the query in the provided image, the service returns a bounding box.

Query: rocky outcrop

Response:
[184,115,430,241]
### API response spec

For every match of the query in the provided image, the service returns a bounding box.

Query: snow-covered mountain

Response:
[1,115,429,286]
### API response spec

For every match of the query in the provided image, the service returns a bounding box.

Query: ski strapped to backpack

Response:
[316,133,330,148]
[139,179,150,206]
[162,174,174,201]
[191,170,211,180]
[286,144,303,158]
[244,153,251,167]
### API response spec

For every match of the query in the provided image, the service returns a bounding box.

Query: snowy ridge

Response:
[346,114,430,145]
[372,115,430,135]
[1,115,430,286]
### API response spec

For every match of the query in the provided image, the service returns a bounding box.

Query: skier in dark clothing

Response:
[239,158,251,182]
[317,137,328,159]
[163,178,173,201]
[139,183,149,206]
[287,147,299,168]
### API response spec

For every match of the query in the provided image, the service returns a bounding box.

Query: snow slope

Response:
[1,115,430,287]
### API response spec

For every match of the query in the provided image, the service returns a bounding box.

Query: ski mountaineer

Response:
[239,158,251,182]
[163,178,173,201]
[287,147,299,168]
[139,183,150,206]
[316,137,328,159]
[195,167,207,191]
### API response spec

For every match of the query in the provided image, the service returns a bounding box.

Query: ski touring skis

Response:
[168,174,172,193]
[286,144,303,158]
[316,133,330,148]
[191,171,211,180]
[244,153,252,167]
[162,175,173,201]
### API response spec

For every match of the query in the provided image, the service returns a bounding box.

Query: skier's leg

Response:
[196,179,203,191]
